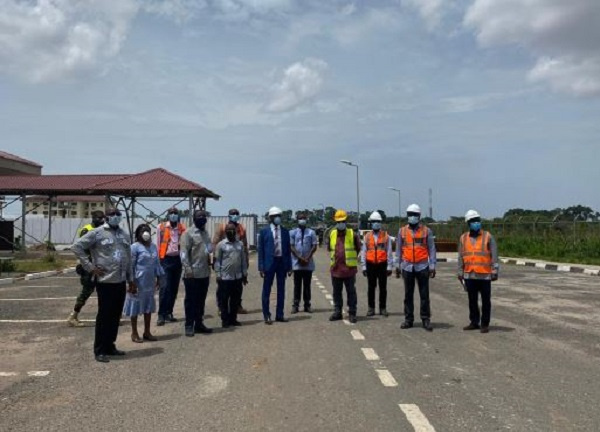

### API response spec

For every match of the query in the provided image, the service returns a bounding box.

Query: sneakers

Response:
[366,308,375,317]
[67,311,85,327]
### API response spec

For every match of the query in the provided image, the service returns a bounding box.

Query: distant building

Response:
[26,196,112,219]
[0,151,42,176]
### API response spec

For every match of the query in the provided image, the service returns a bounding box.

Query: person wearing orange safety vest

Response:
[360,211,393,317]
[156,207,186,326]
[395,204,437,332]
[458,209,499,334]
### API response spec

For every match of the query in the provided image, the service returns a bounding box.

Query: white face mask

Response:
[142,232,151,242]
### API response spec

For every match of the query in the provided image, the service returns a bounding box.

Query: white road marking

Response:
[27,371,50,377]
[558,265,571,272]
[535,263,547,269]
[361,348,380,361]
[0,297,83,301]
[376,369,398,387]
[329,300,335,305]
[343,319,353,325]
[0,372,18,377]
[325,294,333,300]
[399,404,436,432]
[350,330,365,340]
[0,319,96,323]
[5,285,66,289]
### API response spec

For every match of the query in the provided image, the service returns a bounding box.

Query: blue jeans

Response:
[183,277,209,330]
[262,257,287,319]
[158,255,182,318]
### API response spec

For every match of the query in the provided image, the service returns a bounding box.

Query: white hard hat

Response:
[368,211,382,222]
[406,204,421,214]
[268,206,282,216]
[465,209,480,222]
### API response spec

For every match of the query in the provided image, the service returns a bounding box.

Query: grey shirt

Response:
[72,224,132,284]
[214,239,248,281]
[458,230,499,280]
[180,227,212,279]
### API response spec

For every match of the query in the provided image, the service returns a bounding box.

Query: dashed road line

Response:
[325,294,333,300]
[329,300,334,305]
[399,404,436,432]
[0,297,83,301]
[376,369,398,387]
[361,348,380,361]
[350,329,365,340]
[343,319,353,326]
[0,319,95,323]
[0,371,50,378]
[0,372,18,377]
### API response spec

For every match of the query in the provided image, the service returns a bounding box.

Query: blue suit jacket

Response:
[258,225,292,273]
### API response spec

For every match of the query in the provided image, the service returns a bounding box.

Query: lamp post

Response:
[340,160,360,228]
[388,187,401,220]
[318,203,325,222]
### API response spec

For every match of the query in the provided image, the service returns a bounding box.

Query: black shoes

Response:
[231,321,242,327]
[480,326,489,334]
[157,316,165,326]
[185,327,195,337]
[463,323,480,331]
[380,309,388,317]
[329,312,343,321]
[195,324,213,334]
[264,317,273,325]
[304,306,312,313]
[291,306,299,314]
[275,317,289,323]
[222,322,230,329]
[366,308,375,317]
[108,348,126,356]
[95,354,109,363]
[349,315,357,324]
[400,321,413,329]
[422,320,433,332]
[167,314,178,322]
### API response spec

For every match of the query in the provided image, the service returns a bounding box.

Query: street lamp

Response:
[388,187,401,220]
[340,160,360,228]
[318,203,325,222]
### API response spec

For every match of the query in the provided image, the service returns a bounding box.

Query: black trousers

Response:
[158,255,182,318]
[293,270,313,308]
[94,282,126,356]
[332,276,357,315]
[402,268,431,323]
[465,279,492,327]
[366,262,388,309]
[218,279,243,325]
[183,277,209,330]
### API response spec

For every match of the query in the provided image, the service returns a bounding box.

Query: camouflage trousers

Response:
[74,272,96,313]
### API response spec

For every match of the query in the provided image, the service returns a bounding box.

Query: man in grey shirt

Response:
[180,210,213,337]
[214,223,248,328]
[72,207,135,363]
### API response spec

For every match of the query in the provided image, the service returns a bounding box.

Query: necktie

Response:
[275,227,281,256]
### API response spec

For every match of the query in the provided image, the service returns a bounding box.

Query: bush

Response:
[0,259,16,273]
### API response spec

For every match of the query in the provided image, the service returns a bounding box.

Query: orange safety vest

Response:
[460,231,493,274]
[365,231,389,264]
[158,222,186,259]
[400,225,429,264]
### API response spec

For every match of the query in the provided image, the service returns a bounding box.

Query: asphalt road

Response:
[1,250,599,431]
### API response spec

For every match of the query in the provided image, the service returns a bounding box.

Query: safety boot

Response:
[67,311,85,327]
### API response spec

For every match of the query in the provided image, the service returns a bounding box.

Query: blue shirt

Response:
[289,227,318,271]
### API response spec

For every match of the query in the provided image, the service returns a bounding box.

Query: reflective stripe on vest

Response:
[329,229,358,268]
[158,223,186,259]
[460,231,493,274]
[365,231,389,264]
[78,224,94,238]
[401,225,429,264]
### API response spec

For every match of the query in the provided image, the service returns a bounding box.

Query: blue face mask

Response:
[107,215,121,227]
[336,222,346,231]
[372,222,381,231]
[168,213,179,223]
[298,219,307,227]
[273,216,282,225]
[229,214,240,223]
[407,216,420,225]
[469,221,482,232]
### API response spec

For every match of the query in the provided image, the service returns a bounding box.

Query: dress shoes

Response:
[329,312,343,321]
[95,354,110,363]
[167,314,178,322]
[463,324,480,331]
[156,316,165,326]
[108,348,126,356]
[291,306,299,314]
[400,321,413,329]
[480,326,490,334]
[304,306,312,313]
[185,327,195,337]
[422,320,433,332]
[264,317,273,325]
[349,315,358,324]
[195,324,213,334]
[275,317,289,323]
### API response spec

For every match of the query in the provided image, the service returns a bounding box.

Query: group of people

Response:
[70,203,499,363]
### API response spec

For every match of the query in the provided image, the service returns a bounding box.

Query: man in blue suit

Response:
[258,206,292,325]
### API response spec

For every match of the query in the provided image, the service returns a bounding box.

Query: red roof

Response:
[28,195,110,203]
[0,168,219,198]
[0,151,42,168]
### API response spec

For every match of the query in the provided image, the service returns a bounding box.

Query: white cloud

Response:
[0,0,138,82]
[211,0,294,21]
[142,0,207,23]
[264,58,328,113]
[402,0,444,30]
[464,0,600,97]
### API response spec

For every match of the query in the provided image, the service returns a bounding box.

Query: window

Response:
[71,202,77,206]
[99,203,104,207]
[32,211,38,215]
[43,211,48,215]
[91,203,97,208]
[71,211,77,216]
[52,210,57,216]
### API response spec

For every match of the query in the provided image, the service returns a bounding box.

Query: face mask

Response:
[168,213,179,223]
[372,222,381,231]
[298,219,307,227]
[336,222,346,231]
[141,231,151,242]
[194,218,207,229]
[229,214,240,223]
[107,215,121,227]
[273,216,282,225]
[408,216,420,225]
[469,222,482,232]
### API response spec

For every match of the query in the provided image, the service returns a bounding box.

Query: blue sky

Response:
[1,0,599,219]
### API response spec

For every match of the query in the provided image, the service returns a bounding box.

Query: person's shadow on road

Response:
[111,347,164,360]
[488,325,515,332]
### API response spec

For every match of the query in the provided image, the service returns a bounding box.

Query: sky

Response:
[1,0,599,220]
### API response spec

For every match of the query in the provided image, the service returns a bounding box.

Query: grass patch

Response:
[11,254,77,274]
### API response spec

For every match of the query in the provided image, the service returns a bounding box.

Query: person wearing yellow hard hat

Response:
[328,209,361,323]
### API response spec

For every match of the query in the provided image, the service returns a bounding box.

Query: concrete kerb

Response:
[1,267,77,285]
[437,257,600,276]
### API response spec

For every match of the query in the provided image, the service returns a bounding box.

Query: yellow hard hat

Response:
[334,209,348,222]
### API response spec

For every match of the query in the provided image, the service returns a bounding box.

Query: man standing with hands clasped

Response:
[458,210,499,334]
[72,207,135,363]
[290,212,318,314]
